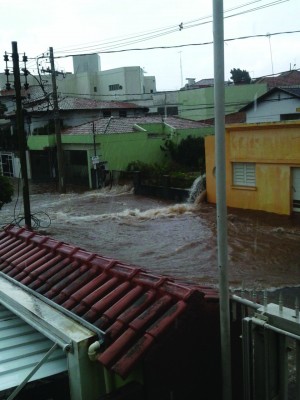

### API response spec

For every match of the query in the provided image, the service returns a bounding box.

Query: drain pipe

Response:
[88,341,115,394]
[213,1,232,400]
[88,340,102,361]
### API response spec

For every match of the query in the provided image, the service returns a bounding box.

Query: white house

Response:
[240,87,300,123]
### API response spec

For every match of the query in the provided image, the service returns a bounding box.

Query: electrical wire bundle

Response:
[0,177,52,231]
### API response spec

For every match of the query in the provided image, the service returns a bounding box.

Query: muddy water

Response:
[1,183,300,291]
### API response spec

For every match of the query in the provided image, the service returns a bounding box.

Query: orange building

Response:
[205,121,300,215]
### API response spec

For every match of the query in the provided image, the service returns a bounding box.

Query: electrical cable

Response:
[0,170,52,232]
[49,29,300,59]
[53,0,288,55]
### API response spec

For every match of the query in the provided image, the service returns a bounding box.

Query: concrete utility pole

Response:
[49,47,66,193]
[212,1,232,400]
[11,41,31,228]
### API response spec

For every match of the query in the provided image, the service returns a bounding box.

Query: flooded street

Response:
[1,182,300,292]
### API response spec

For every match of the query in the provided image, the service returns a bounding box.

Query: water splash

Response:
[188,174,206,203]
[54,203,195,224]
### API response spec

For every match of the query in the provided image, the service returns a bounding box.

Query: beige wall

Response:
[205,121,300,215]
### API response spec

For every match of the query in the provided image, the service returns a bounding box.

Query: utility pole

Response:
[213,1,232,400]
[11,41,31,228]
[49,47,66,193]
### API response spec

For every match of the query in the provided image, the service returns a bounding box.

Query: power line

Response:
[53,0,288,55]
[48,29,300,60]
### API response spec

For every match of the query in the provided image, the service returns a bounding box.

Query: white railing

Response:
[232,294,300,400]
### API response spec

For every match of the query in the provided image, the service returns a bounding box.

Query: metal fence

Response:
[232,293,300,400]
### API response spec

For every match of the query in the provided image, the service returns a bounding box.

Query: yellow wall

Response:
[205,121,300,215]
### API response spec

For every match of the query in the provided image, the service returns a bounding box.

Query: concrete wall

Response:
[73,54,101,74]
[205,121,300,215]
[179,84,268,121]
[59,67,156,100]
[27,134,56,150]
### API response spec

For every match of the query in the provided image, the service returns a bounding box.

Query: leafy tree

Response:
[161,135,205,171]
[230,68,251,84]
[0,175,14,210]
[127,160,168,179]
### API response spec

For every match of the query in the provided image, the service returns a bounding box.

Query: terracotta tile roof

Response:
[24,96,146,113]
[254,70,300,88]
[0,85,52,102]
[63,116,211,135]
[0,225,218,378]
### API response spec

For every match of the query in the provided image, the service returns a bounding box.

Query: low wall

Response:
[133,172,190,202]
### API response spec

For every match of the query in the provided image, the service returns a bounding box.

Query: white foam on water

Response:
[52,202,197,224]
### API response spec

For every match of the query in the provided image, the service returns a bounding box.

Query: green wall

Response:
[27,134,56,150]
[28,123,213,188]
[93,132,167,170]
[87,127,213,171]
[178,83,268,121]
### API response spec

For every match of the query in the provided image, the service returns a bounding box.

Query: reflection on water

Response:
[2,183,300,290]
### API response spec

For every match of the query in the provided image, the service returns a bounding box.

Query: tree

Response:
[161,135,205,171]
[0,175,14,210]
[230,68,251,84]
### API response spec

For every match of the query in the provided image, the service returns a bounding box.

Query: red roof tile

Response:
[63,115,211,135]
[23,96,146,113]
[0,225,218,378]
[254,70,300,88]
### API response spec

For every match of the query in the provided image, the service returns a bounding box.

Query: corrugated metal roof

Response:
[0,304,67,392]
[0,225,218,378]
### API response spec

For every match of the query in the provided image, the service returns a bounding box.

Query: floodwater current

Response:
[1,182,300,293]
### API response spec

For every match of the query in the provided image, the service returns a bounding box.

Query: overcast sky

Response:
[1,0,299,91]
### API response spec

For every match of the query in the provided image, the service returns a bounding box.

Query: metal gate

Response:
[0,153,14,177]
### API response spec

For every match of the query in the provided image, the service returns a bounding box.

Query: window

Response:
[109,84,122,91]
[233,162,256,187]
[157,106,178,116]
[103,110,111,118]
[280,113,300,121]
[119,110,127,117]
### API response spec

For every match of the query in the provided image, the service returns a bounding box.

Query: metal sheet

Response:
[0,305,67,392]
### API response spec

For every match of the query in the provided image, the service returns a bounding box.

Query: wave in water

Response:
[53,202,197,223]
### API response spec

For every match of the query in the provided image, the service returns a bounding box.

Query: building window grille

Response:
[233,162,256,187]
[109,84,122,91]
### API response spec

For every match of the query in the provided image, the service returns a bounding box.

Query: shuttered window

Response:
[233,162,256,187]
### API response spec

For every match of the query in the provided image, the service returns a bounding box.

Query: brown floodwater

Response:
[1,183,300,292]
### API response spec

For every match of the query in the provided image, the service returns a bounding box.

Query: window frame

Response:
[232,162,256,188]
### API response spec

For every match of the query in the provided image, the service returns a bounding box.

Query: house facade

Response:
[205,121,300,215]
[0,92,149,180]
[240,87,300,123]
[28,116,212,188]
